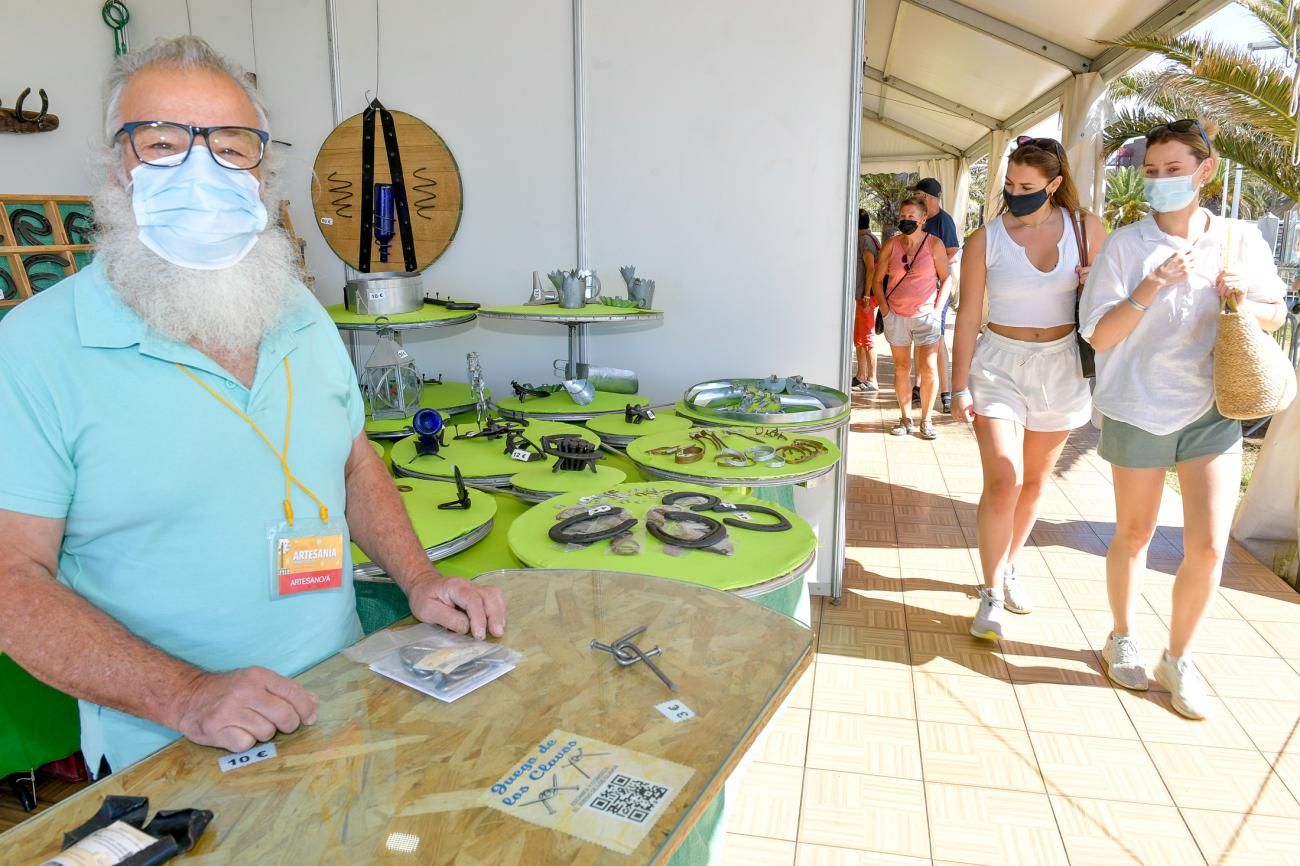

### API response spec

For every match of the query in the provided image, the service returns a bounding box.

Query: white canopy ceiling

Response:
[861,0,1232,170]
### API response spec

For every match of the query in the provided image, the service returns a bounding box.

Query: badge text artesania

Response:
[277,535,344,596]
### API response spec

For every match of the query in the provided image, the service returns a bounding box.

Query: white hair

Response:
[102,35,271,147]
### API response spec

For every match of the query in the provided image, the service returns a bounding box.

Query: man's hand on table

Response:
[172,667,320,753]
[403,570,507,641]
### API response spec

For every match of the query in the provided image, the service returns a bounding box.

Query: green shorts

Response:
[1099,407,1242,469]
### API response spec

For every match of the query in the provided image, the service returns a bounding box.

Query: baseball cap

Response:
[912,177,942,198]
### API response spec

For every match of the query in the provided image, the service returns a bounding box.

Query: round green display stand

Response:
[365,382,489,438]
[351,477,497,578]
[626,429,840,488]
[496,390,650,421]
[510,463,627,502]
[674,400,851,433]
[477,303,661,320]
[507,481,816,595]
[369,439,385,459]
[326,303,477,330]
[585,409,692,446]
[390,419,601,487]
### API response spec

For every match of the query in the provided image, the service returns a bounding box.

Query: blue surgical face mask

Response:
[1143,171,1201,213]
[130,148,268,270]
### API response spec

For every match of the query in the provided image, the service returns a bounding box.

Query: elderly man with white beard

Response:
[0,36,505,775]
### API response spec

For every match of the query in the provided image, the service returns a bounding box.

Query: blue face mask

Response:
[130,149,268,270]
[1143,171,1201,213]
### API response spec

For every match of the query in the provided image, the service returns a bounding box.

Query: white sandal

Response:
[891,417,914,436]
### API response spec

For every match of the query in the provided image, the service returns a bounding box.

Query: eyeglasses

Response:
[1014,135,1065,158]
[115,121,270,170]
[1146,118,1212,153]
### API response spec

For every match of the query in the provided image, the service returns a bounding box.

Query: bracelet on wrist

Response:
[952,388,971,399]
[1124,295,1149,313]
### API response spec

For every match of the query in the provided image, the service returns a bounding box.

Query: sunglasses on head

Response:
[1014,136,1064,158]
[1146,118,1212,152]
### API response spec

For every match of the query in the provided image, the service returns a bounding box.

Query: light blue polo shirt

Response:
[0,260,365,772]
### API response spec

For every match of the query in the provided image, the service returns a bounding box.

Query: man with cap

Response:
[910,177,961,412]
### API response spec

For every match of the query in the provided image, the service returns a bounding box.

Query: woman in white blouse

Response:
[1079,120,1286,719]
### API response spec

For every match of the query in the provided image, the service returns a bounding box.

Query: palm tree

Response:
[1103,0,1300,200]
[860,172,918,241]
[1105,166,1150,228]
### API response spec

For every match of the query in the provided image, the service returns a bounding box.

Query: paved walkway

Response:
[722,365,1300,866]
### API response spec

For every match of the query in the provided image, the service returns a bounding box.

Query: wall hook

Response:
[0,88,60,133]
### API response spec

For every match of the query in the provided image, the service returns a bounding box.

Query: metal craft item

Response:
[590,626,676,691]
[558,273,585,309]
[525,271,558,305]
[552,360,639,395]
[563,378,595,405]
[577,269,602,301]
[683,377,848,425]
[345,271,425,315]
[618,265,655,309]
[364,326,424,420]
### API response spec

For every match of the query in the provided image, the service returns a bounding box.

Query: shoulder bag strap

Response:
[883,232,928,302]
[1069,211,1088,291]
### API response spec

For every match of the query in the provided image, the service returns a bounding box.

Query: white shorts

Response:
[882,308,943,348]
[970,330,1092,432]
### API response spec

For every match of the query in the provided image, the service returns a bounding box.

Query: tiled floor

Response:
[723,372,1300,866]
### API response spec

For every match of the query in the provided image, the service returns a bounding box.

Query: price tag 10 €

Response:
[656,700,696,723]
[218,742,277,773]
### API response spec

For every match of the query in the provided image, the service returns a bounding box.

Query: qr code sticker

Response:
[587,773,670,824]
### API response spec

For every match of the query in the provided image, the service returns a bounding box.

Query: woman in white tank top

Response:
[949,137,1108,641]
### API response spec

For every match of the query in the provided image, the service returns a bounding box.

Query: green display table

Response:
[390,419,601,488]
[626,429,840,488]
[354,492,530,635]
[510,463,627,502]
[364,382,489,438]
[507,481,815,602]
[0,654,79,803]
[325,303,477,330]
[352,477,497,579]
[586,409,693,447]
[477,303,661,320]
[497,390,650,421]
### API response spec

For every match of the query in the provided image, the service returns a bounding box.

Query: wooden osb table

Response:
[0,569,811,865]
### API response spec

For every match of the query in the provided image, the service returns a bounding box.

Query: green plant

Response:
[1105,166,1151,228]
[1103,0,1300,201]
[860,172,919,240]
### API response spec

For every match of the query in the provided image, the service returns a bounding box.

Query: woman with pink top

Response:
[870,194,951,440]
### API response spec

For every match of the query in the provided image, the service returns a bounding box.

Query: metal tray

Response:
[683,377,848,425]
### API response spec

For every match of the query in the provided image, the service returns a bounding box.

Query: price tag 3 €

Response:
[656,700,695,723]
[219,742,277,773]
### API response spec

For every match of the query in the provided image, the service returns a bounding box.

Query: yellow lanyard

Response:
[176,357,329,526]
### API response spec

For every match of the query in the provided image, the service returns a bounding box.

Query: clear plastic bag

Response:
[367,627,522,702]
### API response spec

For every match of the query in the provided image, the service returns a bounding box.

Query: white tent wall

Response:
[1062,72,1109,215]
[0,0,859,594]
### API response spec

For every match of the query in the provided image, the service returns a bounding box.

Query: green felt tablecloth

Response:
[390,420,601,481]
[626,429,840,485]
[0,653,79,780]
[478,303,661,318]
[585,410,693,440]
[507,482,815,592]
[510,463,627,496]
[325,303,476,326]
[364,383,487,435]
[673,400,852,430]
[369,440,385,459]
[496,391,649,418]
[350,477,497,569]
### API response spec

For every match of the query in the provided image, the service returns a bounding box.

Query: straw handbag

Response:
[1214,221,1296,419]
[1214,298,1296,419]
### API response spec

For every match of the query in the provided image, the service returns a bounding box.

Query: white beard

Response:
[93,169,301,356]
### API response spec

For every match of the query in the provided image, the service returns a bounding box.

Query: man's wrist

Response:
[395,566,446,595]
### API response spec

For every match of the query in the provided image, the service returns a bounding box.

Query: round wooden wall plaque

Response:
[310,109,463,272]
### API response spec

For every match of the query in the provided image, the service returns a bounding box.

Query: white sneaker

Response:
[1002,563,1033,614]
[970,588,1005,641]
[1102,632,1149,691]
[1154,652,1211,720]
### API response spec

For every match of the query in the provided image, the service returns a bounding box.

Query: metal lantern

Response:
[364,326,423,420]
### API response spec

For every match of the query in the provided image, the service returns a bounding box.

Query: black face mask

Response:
[1004,187,1050,218]
[897,219,919,235]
